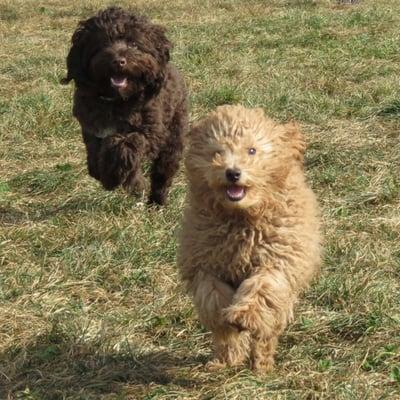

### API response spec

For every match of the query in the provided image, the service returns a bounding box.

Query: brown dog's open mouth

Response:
[226,185,246,202]
[110,76,128,89]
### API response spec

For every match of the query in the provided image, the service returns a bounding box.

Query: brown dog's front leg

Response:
[98,133,146,192]
[82,133,102,181]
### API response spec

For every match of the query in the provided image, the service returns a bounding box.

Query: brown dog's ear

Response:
[149,24,172,66]
[61,20,99,86]
[284,122,306,166]
[142,24,172,96]
[144,68,166,97]
[61,26,86,85]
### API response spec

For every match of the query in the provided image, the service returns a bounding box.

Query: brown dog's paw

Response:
[122,173,147,196]
[148,190,167,206]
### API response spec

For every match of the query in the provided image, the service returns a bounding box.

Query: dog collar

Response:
[99,95,118,102]
[99,95,131,103]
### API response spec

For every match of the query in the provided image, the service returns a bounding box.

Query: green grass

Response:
[1,0,400,398]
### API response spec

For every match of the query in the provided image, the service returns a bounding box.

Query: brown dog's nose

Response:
[226,168,241,183]
[113,57,127,67]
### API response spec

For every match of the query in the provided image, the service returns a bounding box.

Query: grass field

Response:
[1,0,400,398]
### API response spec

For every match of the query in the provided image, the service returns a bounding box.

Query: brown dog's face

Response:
[88,39,164,99]
[63,7,171,100]
[186,105,305,211]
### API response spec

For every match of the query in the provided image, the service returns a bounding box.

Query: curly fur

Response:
[62,7,188,204]
[178,105,321,373]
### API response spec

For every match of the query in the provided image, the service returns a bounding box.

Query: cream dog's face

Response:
[186,105,305,211]
[201,128,273,209]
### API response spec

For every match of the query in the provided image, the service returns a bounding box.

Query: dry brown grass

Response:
[1,0,399,399]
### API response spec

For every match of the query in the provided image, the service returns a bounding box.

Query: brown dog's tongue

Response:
[110,76,128,89]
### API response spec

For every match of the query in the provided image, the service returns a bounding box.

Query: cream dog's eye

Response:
[214,150,225,157]
[248,147,256,155]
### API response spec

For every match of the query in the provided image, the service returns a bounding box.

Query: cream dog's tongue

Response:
[226,185,245,201]
[111,76,128,89]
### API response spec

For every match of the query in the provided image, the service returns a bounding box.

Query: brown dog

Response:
[178,105,321,373]
[62,7,188,204]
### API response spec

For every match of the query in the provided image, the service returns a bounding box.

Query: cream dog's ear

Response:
[252,107,265,118]
[188,119,206,140]
[188,111,219,141]
[284,122,306,166]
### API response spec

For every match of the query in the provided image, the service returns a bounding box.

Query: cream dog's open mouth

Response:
[226,185,246,201]
[110,76,128,89]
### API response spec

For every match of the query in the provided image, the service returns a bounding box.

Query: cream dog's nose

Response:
[226,168,241,183]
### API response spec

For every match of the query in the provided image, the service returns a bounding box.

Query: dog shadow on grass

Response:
[0,333,207,398]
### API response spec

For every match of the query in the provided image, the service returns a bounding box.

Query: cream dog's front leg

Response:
[222,268,296,340]
[190,270,250,367]
[190,269,235,331]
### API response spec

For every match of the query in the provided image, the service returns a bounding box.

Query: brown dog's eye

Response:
[248,148,256,155]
